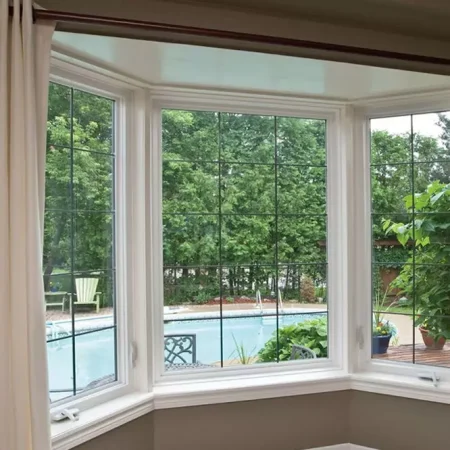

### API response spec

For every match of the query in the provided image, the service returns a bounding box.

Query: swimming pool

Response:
[47,309,326,401]
[164,311,326,364]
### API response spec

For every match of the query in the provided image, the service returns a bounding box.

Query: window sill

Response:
[51,392,155,450]
[53,368,450,450]
[352,371,450,405]
[51,368,349,450]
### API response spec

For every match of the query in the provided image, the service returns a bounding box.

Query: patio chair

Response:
[164,334,197,365]
[70,278,101,314]
[290,344,317,360]
[44,292,68,312]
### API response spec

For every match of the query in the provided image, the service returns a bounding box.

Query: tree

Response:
[161,111,327,302]
[44,83,114,301]
[384,182,450,340]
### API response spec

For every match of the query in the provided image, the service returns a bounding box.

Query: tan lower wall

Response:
[74,391,450,450]
[349,391,450,450]
[74,391,349,450]
[73,414,154,450]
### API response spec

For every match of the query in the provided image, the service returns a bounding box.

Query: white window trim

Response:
[351,90,450,395]
[149,90,349,386]
[47,59,149,414]
[46,54,450,450]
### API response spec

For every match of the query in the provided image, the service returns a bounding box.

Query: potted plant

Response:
[384,182,450,350]
[372,289,396,354]
[417,318,447,350]
[49,281,62,292]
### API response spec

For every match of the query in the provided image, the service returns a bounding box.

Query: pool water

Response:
[47,311,326,401]
[47,328,115,401]
[164,312,326,365]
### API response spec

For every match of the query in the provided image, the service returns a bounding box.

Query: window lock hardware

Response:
[51,407,80,422]
[418,371,440,387]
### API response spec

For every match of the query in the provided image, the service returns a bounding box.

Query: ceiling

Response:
[168,0,450,41]
[53,32,450,101]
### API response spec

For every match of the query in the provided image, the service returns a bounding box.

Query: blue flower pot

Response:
[372,335,392,354]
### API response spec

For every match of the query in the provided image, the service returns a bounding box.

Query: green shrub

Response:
[314,287,327,300]
[300,275,316,303]
[193,290,211,304]
[258,316,328,362]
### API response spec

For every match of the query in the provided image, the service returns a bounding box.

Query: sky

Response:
[371,112,450,141]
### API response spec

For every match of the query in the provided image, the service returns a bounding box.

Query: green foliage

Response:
[385,182,450,340]
[162,111,327,304]
[44,83,114,305]
[45,86,450,311]
[230,334,256,364]
[258,316,328,362]
[373,287,396,336]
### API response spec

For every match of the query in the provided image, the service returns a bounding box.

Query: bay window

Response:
[45,40,450,449]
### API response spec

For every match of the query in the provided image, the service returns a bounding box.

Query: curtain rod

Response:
[9,6,450,67]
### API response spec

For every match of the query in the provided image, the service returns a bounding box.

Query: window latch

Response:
[418,371,440,387]
[51,408,80,422]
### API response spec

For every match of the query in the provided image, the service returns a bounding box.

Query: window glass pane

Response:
[277,117,326,166]
[45,83,117,402]
[371,113,450,366]
[73,88,114,153]
[162,109,328,371]
[221,163,275,215]
[163,161,219,214]
[162,110,219,161]
[278,166,326,215]
[221,113,275,163]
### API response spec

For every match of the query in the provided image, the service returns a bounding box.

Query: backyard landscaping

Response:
[44,85,450,398]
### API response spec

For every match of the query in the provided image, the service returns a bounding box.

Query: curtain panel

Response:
[0,1,55,449]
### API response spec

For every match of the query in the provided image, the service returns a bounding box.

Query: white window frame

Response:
[149,89,350,386]
[47,59,149,415]
[351,90,450,400]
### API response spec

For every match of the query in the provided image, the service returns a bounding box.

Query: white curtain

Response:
[0,1,55,449]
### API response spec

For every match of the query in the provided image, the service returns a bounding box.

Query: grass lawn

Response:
[374,305,414,316]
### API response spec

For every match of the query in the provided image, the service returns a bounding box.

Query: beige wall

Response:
[349,391,450,450]
[73,391,450,450]
[73,414,154,450]
[75,391,349,450]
